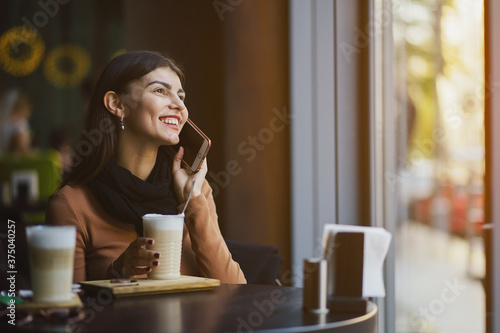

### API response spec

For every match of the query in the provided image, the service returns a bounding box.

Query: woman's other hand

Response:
[172,146,207,203]
[111,237,160,277]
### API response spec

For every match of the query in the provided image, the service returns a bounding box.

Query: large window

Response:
[390,1,485,331]
[290,1,486,331]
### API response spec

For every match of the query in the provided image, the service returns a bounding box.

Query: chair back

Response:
[225,239,284,285]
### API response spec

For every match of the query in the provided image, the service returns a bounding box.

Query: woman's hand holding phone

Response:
[172,146,207,203]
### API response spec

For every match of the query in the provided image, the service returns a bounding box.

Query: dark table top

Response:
[6,284,377,333]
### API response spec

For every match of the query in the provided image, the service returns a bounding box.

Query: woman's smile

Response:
[159,115,180,131]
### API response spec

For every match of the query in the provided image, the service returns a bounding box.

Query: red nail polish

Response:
[147,239,153,245]
[153,261,159,266]
[154,253,160,259]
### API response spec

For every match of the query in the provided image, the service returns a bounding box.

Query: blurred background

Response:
[393,1,485,332]
[0,0,492,332]
[0,0,291,281]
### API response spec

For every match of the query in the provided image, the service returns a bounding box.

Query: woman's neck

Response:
[114,137,158,181]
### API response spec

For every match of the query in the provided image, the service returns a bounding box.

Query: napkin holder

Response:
[325,231,368,314]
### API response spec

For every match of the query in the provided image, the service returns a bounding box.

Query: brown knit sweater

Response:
[45,180,246,284]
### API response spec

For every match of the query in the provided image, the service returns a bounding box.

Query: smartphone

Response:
[172,118,211,172]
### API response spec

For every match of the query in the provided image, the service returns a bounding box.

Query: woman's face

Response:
[121,67,188,147]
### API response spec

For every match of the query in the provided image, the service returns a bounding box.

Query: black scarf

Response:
[88,147,179,235]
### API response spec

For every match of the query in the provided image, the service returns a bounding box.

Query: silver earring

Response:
[121,116,124,130]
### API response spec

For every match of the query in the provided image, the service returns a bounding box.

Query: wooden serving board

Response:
[79,275,220,298]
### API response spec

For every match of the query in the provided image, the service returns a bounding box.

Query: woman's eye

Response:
[155,88,165,94]
[179,95,185,101]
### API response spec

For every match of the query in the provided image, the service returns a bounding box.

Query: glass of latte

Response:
[26,225,76,302]
[142,213,184,280]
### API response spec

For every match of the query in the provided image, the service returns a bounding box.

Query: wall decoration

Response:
[43,44,90,88]
[0,26,45,77]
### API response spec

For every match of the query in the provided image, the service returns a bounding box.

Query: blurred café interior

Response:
[1,0,500,332]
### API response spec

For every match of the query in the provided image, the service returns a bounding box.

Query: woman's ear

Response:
[103,91,125,117]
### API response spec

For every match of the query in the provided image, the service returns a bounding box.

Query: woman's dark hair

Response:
[63,50,184,186]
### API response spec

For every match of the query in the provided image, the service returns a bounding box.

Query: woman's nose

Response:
[169,97,185,111]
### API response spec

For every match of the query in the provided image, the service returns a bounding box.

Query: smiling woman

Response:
[104,67,188,180]
[44,50,246,285]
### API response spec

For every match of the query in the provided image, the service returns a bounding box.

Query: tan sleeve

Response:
[45,193,88,284]
[180,180,246,284]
